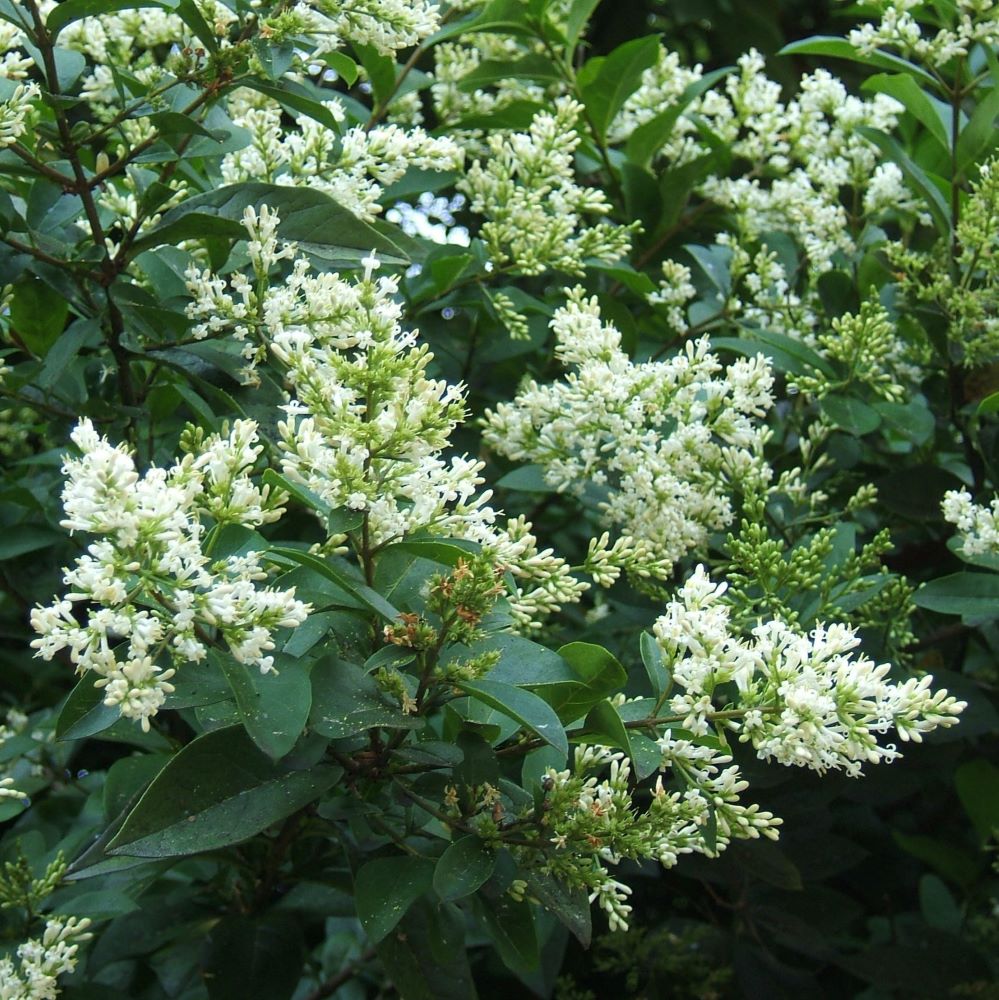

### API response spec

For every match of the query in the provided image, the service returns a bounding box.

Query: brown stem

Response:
[303,946,378,1000]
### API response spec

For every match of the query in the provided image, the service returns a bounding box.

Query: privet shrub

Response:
[0,0,996,995]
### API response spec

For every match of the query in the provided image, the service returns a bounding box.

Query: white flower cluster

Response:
[0,83,39,151]
[655,566,965,777]
[943,489,999,557]
[187,207,584,626]
[0,916,92,1000]
[297,0,440,56]
[459,98,634,276]
[850,0,999,68]
[698,53,909,272]
[221,100,463,222]
[30,419,309,729]
[483,290,774,582]
[541,740,780,931]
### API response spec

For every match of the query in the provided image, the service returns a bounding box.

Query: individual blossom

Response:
[483,290,774,584]
[653,566,965,778]
[30,419,309,730]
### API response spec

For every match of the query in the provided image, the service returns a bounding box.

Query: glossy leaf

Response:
[433,836,495,902]
[355,856,434,943]
[107,727,342,858]
[456,679,568,756]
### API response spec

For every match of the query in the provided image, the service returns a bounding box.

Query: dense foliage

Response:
[0,0,997,996]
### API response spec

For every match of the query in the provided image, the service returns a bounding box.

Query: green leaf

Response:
[713,327,835,378]
[955,759,999,843]
[778,35,938,90]
[580,34,662,142]
[919,874,963,933]
[0,526,61,560]
[56,677,120,741]
[268,547,399,622]
[203,916,303,1000]
[10,275,68,355]
[373,899,478,1000]
[240,77,343,132]
[261,469,331,515]
[548,642,628,722]
[309,657,423,739]
[565,0,600,53]
[355,856,434,943]
[382,538,480,566]
[625,66,733,168]
[820,394,882,436]
[107,727,342,858]
[583,700,633,761]
[456,679,568,756]
[862,73,950,152]
[956,83,999,176]
[640,631,670,700]
[892,830,982,887]
[320,50,359,86]
[476,895,539,973]
[523,870,591,947]
[495,464,557,493]
[913,572,999,621]
[457,54,561,91]
[133,184,409,265]
[216,653,312,759]
[857,127,951,234]
[433,836,495,902]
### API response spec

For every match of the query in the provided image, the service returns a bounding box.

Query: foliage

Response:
[0,0,997,997]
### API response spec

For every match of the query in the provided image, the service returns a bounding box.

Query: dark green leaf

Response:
[217,652,312,759]
[309,657,422,738]
[268,547,399,621]
[857,127,951,234]
[456,679,568,756]
[355,856,434,943]
[955,759,999,842]
[433,836,495,902]
[134,184,409,265]
[820,394,882,436]
[580,34,662,142]
[107,727,341,858]
[913,572,999,620]
[862,73,950,151]
[639,631,670,699]
[778,35,938,89]
[956,83,999,175]
[523,870,591,947]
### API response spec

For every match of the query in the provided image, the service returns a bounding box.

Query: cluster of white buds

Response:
[483,289,774,583]
[188,208,583,627]
[0,83,39,150]
[943,489,999,557]
[30,419,309,730]
[850,0,999,68]
[655,566,965,777]
[459,98,635,276]
[221,100,463,222]
[0,916,92,1000]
